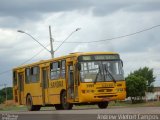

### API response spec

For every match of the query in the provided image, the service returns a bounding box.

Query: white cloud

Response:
[0,1,160,87]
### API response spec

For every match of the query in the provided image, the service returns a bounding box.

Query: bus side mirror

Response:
[121,60,123,67]
[77,63,81,71]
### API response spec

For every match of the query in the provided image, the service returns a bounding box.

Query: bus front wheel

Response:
[97,102,108,109]
[34,105,41,111]
[54,104,62,110]
[61,91,73,110]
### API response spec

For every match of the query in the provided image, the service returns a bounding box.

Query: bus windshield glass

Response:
[79,60,124,83]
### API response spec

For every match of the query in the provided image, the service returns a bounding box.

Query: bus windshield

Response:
[80,61,124,83]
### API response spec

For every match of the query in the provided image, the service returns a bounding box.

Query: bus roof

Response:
[13,51,118,70]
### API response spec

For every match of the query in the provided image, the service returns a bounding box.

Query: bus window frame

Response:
[30,66,40,83]
[79,60,124,83]
[25,68,30,84]
[61,60,66,79]
[13,71,17,86]
[50,61,60,80]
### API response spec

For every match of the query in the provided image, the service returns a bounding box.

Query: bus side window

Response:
[25,68,30,84]
[30,66,39,82]
[50,62,60,80]
[13,71,17,86]
[61,60,66,78]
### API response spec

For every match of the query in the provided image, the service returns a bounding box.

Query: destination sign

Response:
[79,54,120,61]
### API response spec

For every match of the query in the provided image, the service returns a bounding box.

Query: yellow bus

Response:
[13,52,126,110]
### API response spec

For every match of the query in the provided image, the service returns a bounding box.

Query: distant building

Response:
[145,87,160,101]
[125,87,160,102]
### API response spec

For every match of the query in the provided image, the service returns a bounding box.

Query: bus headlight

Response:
[116,88,124,92]
[86,90,94,93]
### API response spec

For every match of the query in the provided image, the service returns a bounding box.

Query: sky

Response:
[0,0,160,87]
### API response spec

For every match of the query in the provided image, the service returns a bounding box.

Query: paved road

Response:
[0,107,160,120]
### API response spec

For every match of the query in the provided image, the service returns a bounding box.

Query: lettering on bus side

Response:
[51,81,63,88]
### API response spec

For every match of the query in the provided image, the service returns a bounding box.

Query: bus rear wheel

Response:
[61,91,73,110]
[26,95,41,111]
[97,102,108,109]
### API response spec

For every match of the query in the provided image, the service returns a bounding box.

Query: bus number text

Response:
[51,81,63,88]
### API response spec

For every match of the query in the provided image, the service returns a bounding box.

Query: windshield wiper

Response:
[104,65,116,83]
[94,66,102,84]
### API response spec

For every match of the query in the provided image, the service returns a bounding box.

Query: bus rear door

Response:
[18,72,24,105]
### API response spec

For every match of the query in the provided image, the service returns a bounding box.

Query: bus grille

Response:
[94,95,117,98]
[98,89,112,92]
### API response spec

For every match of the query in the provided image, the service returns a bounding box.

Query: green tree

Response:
[0,88,5,103]
[126,75,146,103]
[129,67,155,92]
[0,87,13,103]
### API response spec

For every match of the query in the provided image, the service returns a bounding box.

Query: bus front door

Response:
[67,63,79,102]
[18,72,24,105]
[41,67,49,105]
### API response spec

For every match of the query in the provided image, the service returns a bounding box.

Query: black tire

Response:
[97,102,109,109]
[61,91,73,110]
[54,104,63,110]
[34,105,41,111]
[26,95,41,111]
[26,95,34,111]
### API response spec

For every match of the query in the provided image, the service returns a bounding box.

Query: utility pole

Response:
[49,25,54,58]
[18,27,80,59]
[4,84,7,103]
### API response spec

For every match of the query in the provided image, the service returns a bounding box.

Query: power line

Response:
[18,44,50,65]
[0,28,80,76]
[0,29,81,76]
[0,44,50,76]
[54,24,160,43]
[20,47,47,66]
[54,28,81,52]
[0,24,160,76]
[0,69,11,75]
[17,30,51,53]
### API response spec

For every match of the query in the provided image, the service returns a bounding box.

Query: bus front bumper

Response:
[79,92,126,103]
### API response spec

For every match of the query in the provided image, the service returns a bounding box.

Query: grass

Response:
[0,101,160,111]
[0,104,27,111]
[109,101,160,107]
